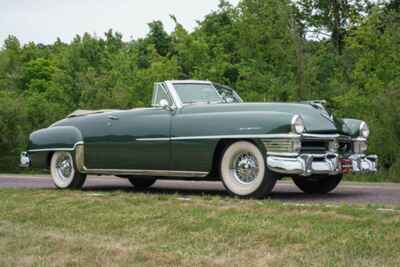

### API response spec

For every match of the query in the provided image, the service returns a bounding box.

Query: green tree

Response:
[147,21,172,57]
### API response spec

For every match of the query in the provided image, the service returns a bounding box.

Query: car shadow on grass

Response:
[82,185,230,197]
[80,182,369,203]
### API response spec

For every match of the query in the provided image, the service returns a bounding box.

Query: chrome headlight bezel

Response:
[291,114,305,134]
[359,122,370,139]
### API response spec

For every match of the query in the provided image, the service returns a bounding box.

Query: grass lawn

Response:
[0,189,399,267]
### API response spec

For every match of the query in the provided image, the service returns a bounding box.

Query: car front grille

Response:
[301,140,329,154]
[301,136,352,155]
[263,139,296,154]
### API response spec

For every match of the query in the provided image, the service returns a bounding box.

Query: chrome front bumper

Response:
[20,152,31,168]
[350,155,378,173]
[267,153,378,176]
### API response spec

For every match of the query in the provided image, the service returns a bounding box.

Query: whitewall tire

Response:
[50,151,87,189]
[220,141,278,198]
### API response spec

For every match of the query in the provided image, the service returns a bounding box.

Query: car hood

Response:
[181,102,348,134]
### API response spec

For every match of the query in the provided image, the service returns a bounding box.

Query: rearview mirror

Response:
[159,99,174,111]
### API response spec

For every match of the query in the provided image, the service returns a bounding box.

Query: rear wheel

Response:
[292,174,343,194]
[50,151,87,189]
[220,141,278,198]
[128,177,157,189]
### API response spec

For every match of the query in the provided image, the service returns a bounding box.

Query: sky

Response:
[0,0,240,45]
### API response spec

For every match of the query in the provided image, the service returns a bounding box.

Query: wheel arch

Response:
[209,138,266,178]
[47,151,54,168]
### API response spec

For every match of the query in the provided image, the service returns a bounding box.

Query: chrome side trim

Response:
[138,133,352,142]
[28,141,84,153]
[137,134,301,142]
[136,137,171,142]
[138,133,353,142]
[75,144,208,178]
[171,134,299,141]
[84,169,209,178]
[301,133,340,140]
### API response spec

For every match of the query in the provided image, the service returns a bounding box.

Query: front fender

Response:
[170,111,295,172]
[341,118,364,138]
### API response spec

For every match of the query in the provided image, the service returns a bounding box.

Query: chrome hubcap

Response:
[232,152,259,184]
[56,155,73,179]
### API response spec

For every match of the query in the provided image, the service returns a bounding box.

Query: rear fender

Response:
[28,126,83,168]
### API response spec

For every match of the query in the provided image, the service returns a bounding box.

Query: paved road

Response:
[1,174,399,205]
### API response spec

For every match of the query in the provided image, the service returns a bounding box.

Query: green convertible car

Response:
[20,80,378,197]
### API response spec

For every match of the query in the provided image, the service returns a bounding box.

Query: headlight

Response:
[353,140,368,154]
[360,122,370,139]
[291,115,305,134]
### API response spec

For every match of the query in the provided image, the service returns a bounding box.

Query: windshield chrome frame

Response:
[165,80,230,109]
[165,81,185,109]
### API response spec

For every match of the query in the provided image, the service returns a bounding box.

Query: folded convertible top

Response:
[67,109,117,118]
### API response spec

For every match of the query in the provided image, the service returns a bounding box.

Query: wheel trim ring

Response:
[52,152,75,188]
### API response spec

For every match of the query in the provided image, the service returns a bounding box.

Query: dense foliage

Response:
[0,0,399,180]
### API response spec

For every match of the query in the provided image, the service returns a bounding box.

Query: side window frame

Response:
[152,83,174,107]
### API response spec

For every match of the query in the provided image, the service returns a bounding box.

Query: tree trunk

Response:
[331,0,349,55]
[291,15,306,100]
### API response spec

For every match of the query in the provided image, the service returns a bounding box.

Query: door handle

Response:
[107,115,119,120]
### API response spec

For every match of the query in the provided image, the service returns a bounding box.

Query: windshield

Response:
[173,83,223,104]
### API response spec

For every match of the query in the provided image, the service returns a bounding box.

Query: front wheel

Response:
[220,141,278,198]
[50,151,87,189]
[292,174,343,194]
